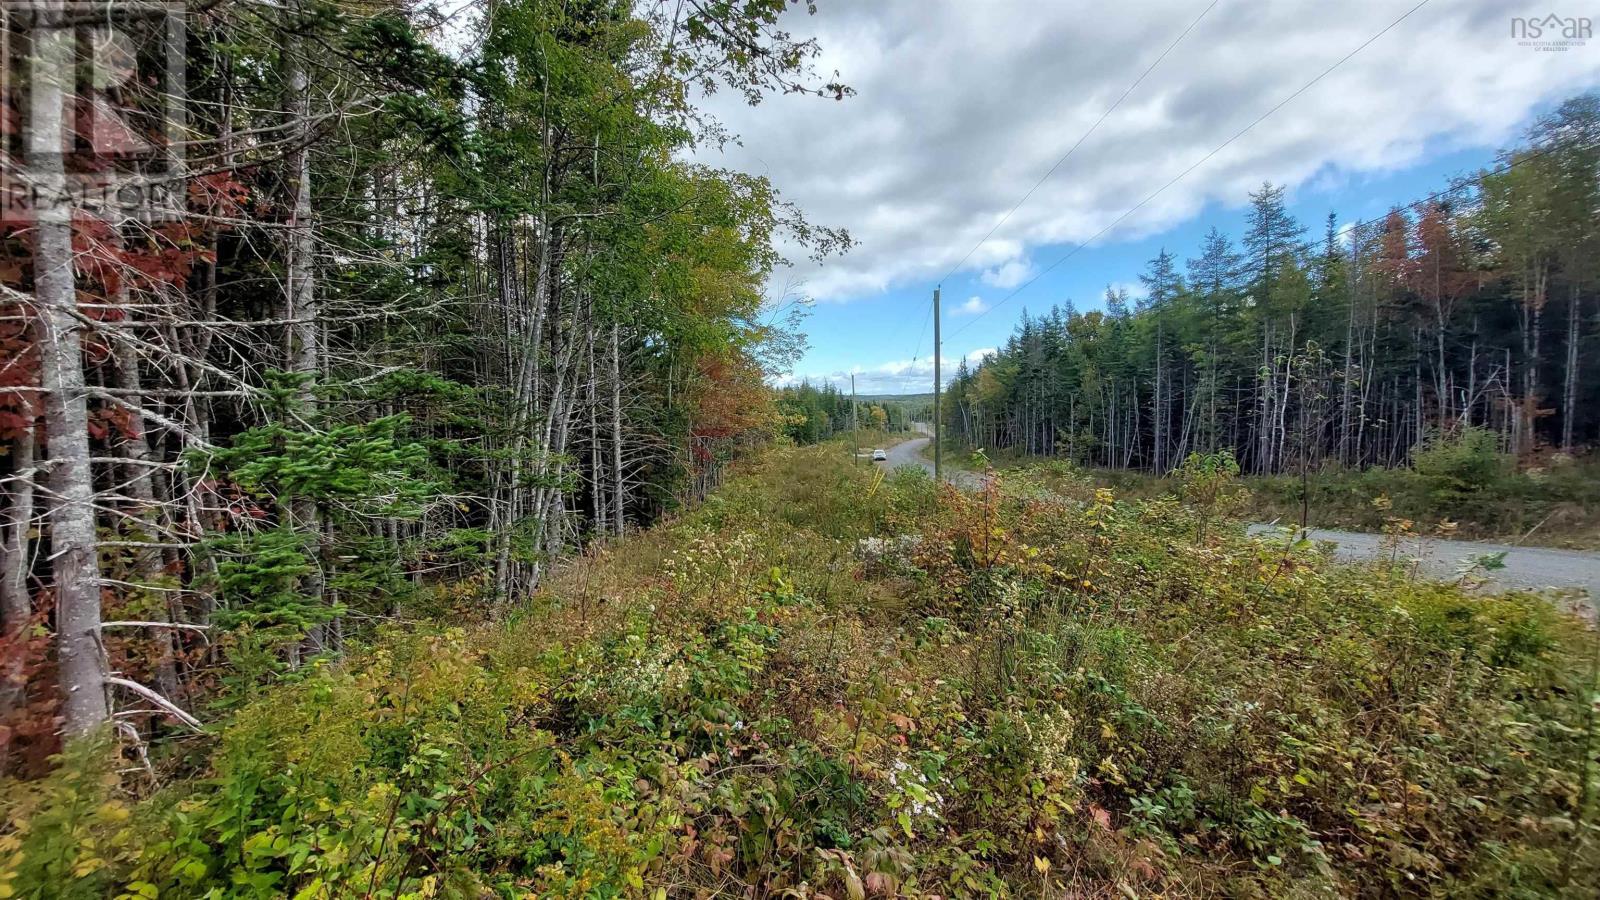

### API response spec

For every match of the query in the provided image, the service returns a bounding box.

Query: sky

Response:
[686,1,1600,395]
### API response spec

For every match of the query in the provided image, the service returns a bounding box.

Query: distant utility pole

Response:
[851,372,859,465]
[933,287,942,482]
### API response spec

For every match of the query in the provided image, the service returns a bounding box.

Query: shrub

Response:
[1172,450,1247,540]
[1410,426,1517,519]
[3,442,1594,898]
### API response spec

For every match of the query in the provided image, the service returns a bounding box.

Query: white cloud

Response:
[694,1,1600,304]
[1109,280,1151,302]
[952,295,990,316]
[980,259,1034,289]
[779,346,998,394]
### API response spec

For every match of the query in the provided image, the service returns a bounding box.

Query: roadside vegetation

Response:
[1244,441,1600,548]
[958,428,1600,549]
[7,442,1595,898]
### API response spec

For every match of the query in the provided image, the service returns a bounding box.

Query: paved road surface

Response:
[880,435,985,491]
[880,435,1598,606]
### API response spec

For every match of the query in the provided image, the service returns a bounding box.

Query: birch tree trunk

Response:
[1340,287,1355,466]
[1257,324,1272,473]
[1519,266,1546,456]
[0,421,34,628]
[0,421,36,719]
[610,321,625,536]
[1563,282,1580,452]
[33,5,111,734]
[282,4,325,649]
[1153,316,1164,472]
[586,308,603,532]
[114,336,181,704]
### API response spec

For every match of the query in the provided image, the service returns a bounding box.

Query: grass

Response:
[1242,456,1600,548]
[1087,457,1600,550]
[940,443,1600,550]
[4,441,1597,898]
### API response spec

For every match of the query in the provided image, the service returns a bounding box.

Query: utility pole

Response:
[933,287,942,482]
[851,372,859,465]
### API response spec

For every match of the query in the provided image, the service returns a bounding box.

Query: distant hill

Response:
[859,392,933,402]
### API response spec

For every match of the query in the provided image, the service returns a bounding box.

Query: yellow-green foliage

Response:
[1246,449,1600,548]
[3,444,1596,898]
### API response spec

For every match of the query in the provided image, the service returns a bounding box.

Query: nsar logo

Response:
[1512,13,1592,51]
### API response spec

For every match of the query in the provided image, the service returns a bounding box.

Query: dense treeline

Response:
[0,0,846,769]
[947,95,1600,473]
[776,380,916,444]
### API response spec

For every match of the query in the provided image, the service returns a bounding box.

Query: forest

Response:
[3,2,1598,898]
[945,95,1600,475]
[774,381,921,445]
[0,0,846,769]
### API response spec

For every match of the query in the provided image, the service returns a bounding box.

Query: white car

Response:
[872,448,888,461]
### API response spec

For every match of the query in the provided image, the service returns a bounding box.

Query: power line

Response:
[935,0,1222,289]
[907,297,933,366]
[949,117,1584,343]
[1337,135,1593,237]
[952,0,1431,338]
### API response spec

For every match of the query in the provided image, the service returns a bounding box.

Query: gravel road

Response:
[880,435,985,491]
[881,435,1598,608]
[1246,524,1600,606]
